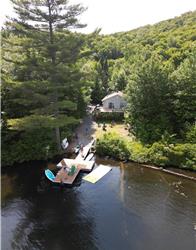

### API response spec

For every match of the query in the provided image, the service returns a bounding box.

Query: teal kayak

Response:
[45,169,55,182]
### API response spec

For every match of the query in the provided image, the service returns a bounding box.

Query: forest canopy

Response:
[1,3,196,168]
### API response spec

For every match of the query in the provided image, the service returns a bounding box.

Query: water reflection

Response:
[1,159,196,250]
[1,162,98,250]
[118,162,196,250]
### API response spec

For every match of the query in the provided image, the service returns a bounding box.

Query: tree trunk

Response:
[55,127,61,152]
[48,0,61,153]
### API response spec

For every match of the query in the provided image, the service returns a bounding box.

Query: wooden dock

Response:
[57,158,95,172]
[54,159,95,185]
[75,140,95,161]
[55,140,95,185]
[54,165,81,185]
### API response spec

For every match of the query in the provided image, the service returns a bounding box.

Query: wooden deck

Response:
[54,165,81,185]
[63,158,95,172]
[75,140,95,161]
[54,139,95,185]
[55,158,95,185]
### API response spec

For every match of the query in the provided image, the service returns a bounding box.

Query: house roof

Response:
[102,91,123,101]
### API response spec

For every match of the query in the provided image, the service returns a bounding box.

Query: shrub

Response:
[185,124,196,143]
[148,141,196,170]
[96,132,196,171]
[127,142,149,163]
[167,143,196,170]
[96,132,129,160]
[148,142,170,166]
[93,111,124,122]
[2,129,58,166]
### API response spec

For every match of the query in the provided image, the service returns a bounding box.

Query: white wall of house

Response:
[102,95,126,110]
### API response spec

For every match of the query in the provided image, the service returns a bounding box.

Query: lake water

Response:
[2,158,196,250]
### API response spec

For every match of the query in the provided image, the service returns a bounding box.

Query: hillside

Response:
[2,6,196,168]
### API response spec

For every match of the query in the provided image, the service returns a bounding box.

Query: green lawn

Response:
[92,122,134,141]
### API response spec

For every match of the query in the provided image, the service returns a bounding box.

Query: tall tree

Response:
[4,0,86,152]
[169,49,196,134]
[92,37,124,95]
[126,55,173,143]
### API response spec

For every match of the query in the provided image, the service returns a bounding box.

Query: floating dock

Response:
[83,165,112,184]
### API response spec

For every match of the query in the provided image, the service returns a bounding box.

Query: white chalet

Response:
[100,91,127,112]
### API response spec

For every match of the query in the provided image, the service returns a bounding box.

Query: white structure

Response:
[101,91,127,112]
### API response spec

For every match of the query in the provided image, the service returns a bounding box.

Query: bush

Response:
[168,143,196,170]
[93,111,124,122]
[2,129,58,166]
[148,142,170,166]
[96,132,196,171]
[127,142,149,163]
[148,141,196,170]
[96,132,129,160]
[185,124,196,143]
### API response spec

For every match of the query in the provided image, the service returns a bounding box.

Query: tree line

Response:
[1,1,196,167]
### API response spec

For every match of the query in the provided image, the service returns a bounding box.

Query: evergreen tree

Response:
[3,0,86,152]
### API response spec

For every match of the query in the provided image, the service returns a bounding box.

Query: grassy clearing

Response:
[92,122,134,141]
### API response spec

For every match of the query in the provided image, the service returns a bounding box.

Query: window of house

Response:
[109,102,114,109]
[120,102,125,108]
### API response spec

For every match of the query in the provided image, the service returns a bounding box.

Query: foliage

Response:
[185,124,196,143]
[96,133,196,170]
[93,111,124,122]
[169,51,196,133]
[81,11,196,150]
[2,8,196,167]
[126,55,174,143]
[148,142,196,170]
[2,0,87,166]
[3,0,86,140]
[127,142,149,163]
[1,129,57,166]
[96,133,129,160]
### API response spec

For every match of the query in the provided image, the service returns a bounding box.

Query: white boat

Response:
[85,153,94,161]
[61,138,69,149]
[74,144,80,154]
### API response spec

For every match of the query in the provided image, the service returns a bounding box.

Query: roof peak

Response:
[102,91,123,101]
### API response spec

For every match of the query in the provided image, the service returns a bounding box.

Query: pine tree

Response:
[4,0,86,152]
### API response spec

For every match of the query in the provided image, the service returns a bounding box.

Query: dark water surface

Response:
[2,158,196,250]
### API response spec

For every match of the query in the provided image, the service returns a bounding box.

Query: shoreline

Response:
[2,153,196,182]
[141,163,196,182]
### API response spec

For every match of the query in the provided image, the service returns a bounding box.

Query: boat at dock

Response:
[47,159,95,185]
[45,139,96,186]
[74,144,80,154]
[45,169,56,182]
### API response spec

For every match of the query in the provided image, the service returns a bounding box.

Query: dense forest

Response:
[1,0,196,169]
